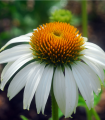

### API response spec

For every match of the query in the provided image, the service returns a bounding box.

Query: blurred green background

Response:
[0,0,105,49]
[0,0,65,47]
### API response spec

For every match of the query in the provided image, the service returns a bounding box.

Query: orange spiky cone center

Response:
[30,22,85,65]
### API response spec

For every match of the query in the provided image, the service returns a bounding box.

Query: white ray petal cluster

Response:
[35,65,54,114]
[0,31,105,118]
[0,33,33,52]
[53,66,66,114]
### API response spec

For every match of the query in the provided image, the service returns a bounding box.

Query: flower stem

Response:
[81,0,88,37]
[91,108,101,120]
[51,86,58,120]
[85,107,101,120]
[85,106,92,120]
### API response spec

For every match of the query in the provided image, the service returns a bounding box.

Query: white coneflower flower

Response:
[0,22,104,118]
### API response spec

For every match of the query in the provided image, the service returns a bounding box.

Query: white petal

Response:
[65,66,78,118]
[81,49,105,66]
[77,61,101,95]
[41,67,53,114]
[0,35,31,51]
[24,32,33,36]
[1,62,13,81]
[71,64,93,109]
[73,85,78,114]
[53,66,65,114]
[23,63,45,110]
[81,56,104,83]
[23,63,40,109]
[0,53,33,90]
[33,29,37,31]
[94,63,105,83]
[84,42,104,53]
[0,44,32,63]
[84,55,105,67]
[7,62,36,100]
[35,65,54,114]
[81,49,105,60]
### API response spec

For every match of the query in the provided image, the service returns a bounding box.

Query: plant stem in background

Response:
[81,0,88,37]
[91,108,101,120]
[85,106,92,120]
[51,85,58,120]
[85,107,101,120]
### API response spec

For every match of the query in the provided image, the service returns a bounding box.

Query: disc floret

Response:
[30,22,85,65]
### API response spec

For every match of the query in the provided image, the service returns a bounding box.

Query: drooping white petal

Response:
[0,35,31,51]
[94,63,105,83]
[84,42,104,53]
[53,66,65,114]
[35,65,54,114]
[23,63,41,109]
[81,49,105,66]
[65,66,78,118]
[24,32,33,37]
[1,62,13,81]
[73,85,78,114]
[23,63,45,110]
[7,62,36,100]
[81,49,105,60]
[76,61,101,95]
[71,64,93,109]
[41,68,53,114]
[0,44,32,63]
[81,56,104,83]
[33,29,37,31]
[84,55,105,67]
[0,54,33,90]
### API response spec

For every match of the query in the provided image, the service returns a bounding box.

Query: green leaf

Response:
[49,118,52,120]
[78,94,87,107]
[58,108,63,118]
[78,90,102,108]
[20,115,29,120]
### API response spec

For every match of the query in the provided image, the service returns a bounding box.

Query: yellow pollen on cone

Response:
[30,22,85,65]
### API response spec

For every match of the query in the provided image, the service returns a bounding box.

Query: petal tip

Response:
[9,97,11,101]
[0,86,4,91]
[23,105,26,110]
[0,46,5,52]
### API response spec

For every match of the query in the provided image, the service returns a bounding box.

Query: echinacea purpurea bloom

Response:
[0,22,104,118]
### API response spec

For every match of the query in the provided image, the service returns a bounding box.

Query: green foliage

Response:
[94,91,102,106]
[70,15,82,26]
[49,108,63,120]
[49,91,101,120]
[0,0,61,47]
[20,115,28,120]
[78,94,87,108]
[78,91,102,108]
[78,92,101,120]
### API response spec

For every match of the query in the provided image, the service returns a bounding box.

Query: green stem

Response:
[51,86,58,120]
[81,0,88,37]
[91,108,101,120]
[85,106,92,120]
[85,107,101,120]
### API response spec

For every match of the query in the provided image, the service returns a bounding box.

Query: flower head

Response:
[50,9,72,23]
[30,22,84,65]
[0,22,104,118]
